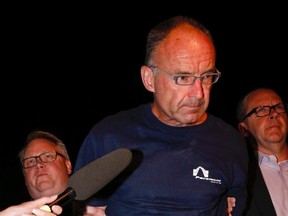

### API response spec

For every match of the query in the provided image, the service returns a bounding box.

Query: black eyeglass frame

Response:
[242,102,287,121]
[21,151,66,169]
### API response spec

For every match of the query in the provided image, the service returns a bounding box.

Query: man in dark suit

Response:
[236,88,288,216]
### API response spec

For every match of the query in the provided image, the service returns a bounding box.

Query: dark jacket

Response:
[244,144,276,216]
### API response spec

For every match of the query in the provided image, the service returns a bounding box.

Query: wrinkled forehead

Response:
[247,90,282,108]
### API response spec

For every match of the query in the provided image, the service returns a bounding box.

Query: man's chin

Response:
[184,112,206,125]
[36,181,54,194]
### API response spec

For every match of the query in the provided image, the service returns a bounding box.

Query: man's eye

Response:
[256,107,266,113]
[177,75,188,80]
[26,159,34,164]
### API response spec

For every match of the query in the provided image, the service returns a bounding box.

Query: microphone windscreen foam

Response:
[68,148,132,200]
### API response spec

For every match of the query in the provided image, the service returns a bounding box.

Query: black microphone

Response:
[44,148,132,209]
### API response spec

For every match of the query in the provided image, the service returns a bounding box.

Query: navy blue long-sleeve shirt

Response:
[74,103,248,216]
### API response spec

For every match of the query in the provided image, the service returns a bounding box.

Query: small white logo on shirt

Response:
[193,166,222,184]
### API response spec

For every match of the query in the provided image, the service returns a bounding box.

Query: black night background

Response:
[1,3,287,210]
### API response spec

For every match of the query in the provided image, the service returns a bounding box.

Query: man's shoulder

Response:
[207,114,238,131]
[97,104,148,123]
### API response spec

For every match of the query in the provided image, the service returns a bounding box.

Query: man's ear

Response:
[65,160,73,175]
[140,65,155,93]
[238,122,250,137]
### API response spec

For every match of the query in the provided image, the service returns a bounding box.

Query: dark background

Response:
[1,3,287,210]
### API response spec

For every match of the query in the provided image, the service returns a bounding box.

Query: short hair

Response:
[145,15,214,65]
[236,88,281,121]
[18,130,70,161]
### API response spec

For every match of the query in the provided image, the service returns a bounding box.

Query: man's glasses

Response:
[242,103,287,121]
[21,151,66,169]
[148,65,221,86]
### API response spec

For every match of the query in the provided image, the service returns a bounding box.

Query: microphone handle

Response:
[48,187,76,208]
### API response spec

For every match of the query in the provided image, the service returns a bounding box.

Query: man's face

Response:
[142,24,216,127]
[243,90,288,151]
[22,139,72,199]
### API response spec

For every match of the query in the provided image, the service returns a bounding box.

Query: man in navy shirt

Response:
[75,15,248,216]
